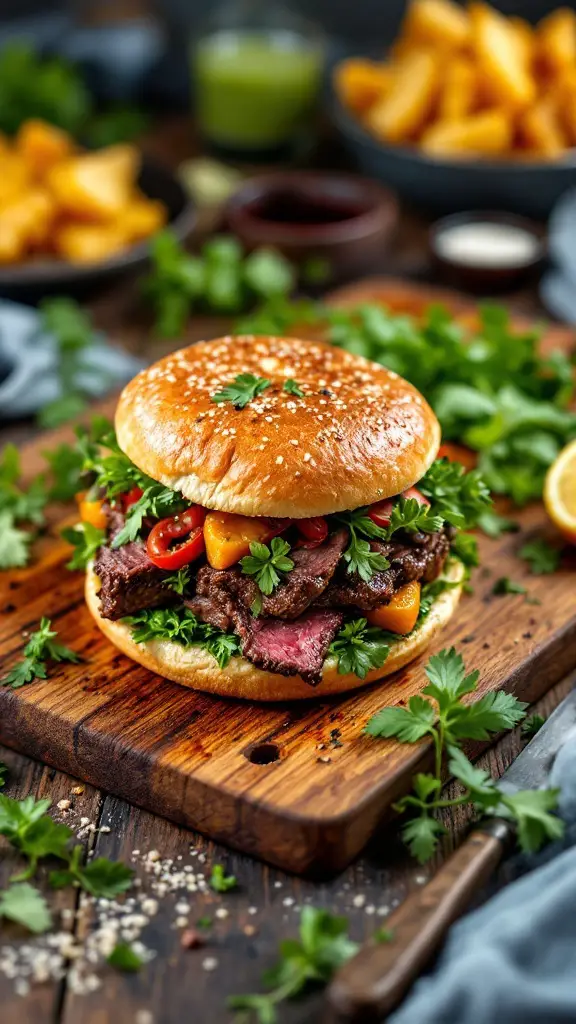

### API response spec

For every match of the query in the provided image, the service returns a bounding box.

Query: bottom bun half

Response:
[85,560,464,702]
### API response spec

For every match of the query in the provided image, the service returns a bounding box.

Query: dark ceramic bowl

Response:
[429,211,546,292]
[225,171,398,285]
[0,156,196,301]
[334,103,576,219]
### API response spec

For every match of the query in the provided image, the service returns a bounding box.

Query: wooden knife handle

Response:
[327,819,514,1023]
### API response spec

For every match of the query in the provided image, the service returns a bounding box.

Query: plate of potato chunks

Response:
[333,0,576,215]
[0,119,194,296]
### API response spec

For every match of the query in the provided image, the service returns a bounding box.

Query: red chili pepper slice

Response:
[368,487,430,528]
[121,486,144,512]
[146,506,206,570]
[297,516,329,546]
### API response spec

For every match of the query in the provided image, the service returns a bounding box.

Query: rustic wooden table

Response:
[1,116,572,1024]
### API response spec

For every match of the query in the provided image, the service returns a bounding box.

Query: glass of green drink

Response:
[192,0,325,162]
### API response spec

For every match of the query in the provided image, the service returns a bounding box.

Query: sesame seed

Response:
[275,456,284,465]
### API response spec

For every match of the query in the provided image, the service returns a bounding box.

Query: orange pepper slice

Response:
[366,580,421,634]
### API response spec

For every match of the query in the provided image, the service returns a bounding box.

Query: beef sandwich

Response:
[81,334,490,700]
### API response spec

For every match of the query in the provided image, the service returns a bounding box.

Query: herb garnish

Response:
[0,883,51,934]
[112,485,187,549]
[492,577,527,596]
[212,373,271,410]
[209,864,237,893]
[366,648,563,862]
[385,497,444,537]
[283,378,304,397]
[522,714,546,739]
[61,522,106,570]
[164,566,193,595]
[50,844,133,897]
[125,607,240,669]
[229,906,358,1024]
[1,618,79,690]
[335,508,390,582]
[519,539,560,575]
[476,510,519,538]
[0,444,47,569]
[240,538,294,596]
[419,459,491,530]
[0,512,32,570]
[107,942,143,972]
[330,619,391,679]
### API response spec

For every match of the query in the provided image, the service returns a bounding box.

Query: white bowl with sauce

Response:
[429,212,546,291]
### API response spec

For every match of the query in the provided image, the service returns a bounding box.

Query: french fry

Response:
[421,109,512,157]
[47,145,139,221]
[556,68,576,145]
[470,2,535,108]
[333,59,393,115]
[16,119,75,179]
[438,57,478,121]
[54,223,128,263]
[538,8,576,74]
[519,96,567,157]
[403,0,470,50]
[365,49,439,143]
[509,16,536,69]
[0,154,31,208]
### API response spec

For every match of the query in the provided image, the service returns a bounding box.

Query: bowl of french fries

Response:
[0,119,195,297]
[333,0,576,216]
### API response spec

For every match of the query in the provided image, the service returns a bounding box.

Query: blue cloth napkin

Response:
[390,721,576,1024]
[0,300,143,420]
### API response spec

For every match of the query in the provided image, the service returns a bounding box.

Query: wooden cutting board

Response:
[1,278,575,876]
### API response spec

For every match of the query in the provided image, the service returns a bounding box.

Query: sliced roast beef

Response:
[261,528,347,618]
[242,609,343,685]
[318,529,450,611]
[94,541,175,620]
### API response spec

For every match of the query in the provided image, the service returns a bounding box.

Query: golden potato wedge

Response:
[519,97,568,158]
[470,2,535,108]
[538,8,576,74]
[365,49,440,143]
[0,154,31,208]
[509,16,536,69]
[54,223,129,263]
[0,189,55,260]
[120,195,167,243]
[555,69,576,145]
[334,59,393,114]
[16,119,75,179]
[421,109,512,157]
[47,145,140,221]
[438,57,478,121]
[403,0,470,50]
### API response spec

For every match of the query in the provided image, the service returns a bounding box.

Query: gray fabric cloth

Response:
[390,724,576,1024]
[0,300,142,420]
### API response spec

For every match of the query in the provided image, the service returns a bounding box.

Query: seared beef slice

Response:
[95,542,174,619]
[242,609,343,685]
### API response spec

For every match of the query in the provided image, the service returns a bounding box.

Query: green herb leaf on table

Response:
[229,906,358,1024]
[330,619,390,680]
[492,577,527,596]
[62,523,106,571]
[50,845,134,898]
[209,864,237,893]
[283,378,305,397]
[107,942,143,972]
[0,883,51,934]
[476,510,519,538]
[240,538,294,595]
[1,617,80,691]
[498,789,565,852]
[0,794,72,879]
[521,714,546,739]
[212,373,271,410]
[125,607,240,670]
[519,539,561,575]
[0,511,32,569]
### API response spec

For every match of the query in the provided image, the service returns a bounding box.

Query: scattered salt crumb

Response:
[175,916,188,929]
[352,894,366,908]
[202,957,218,972]
[136,1011,154,1024]
[282,897,294,907]
[57,799,71,811]
[215,907,229,919]
[248,907,258,916]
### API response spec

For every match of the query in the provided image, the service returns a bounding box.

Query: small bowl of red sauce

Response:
[226,171,398,285]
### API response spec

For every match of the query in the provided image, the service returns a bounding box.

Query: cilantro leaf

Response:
[500,789,564,852]
[283,378,305,397]
[229,907,358,1023]
[401,815,447,864]
[521,713,546,739]
[107,942,143,972]
[62,522,106,570]
[492,577,527,595]
[330,618,390,680]
[163,566,192,595]
[125,607,240,669]
[385,497,444,538]
[477,510,519,538]
[519,539,560,575]
[342,535,390,583]
[43,441,86,502]
[421,647,479,710]
[0,883,51,934]
[419,459,492,530]
[1,618,79,690]
[446,746,498,809]
[240,537,294,595]
[448,691,527,740]
[0,511,32,569]
[0,794,72,878]
[50,846,134,897]
[209,864,237,893]
[111,484,187,548]
[212,372,271,409]
[365,696,435,742]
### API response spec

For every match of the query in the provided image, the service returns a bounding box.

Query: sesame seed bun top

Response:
[115,335,441,518]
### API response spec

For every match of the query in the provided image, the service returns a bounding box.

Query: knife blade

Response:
[328,686,575,1023]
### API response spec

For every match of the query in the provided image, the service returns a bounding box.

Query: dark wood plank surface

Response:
[2,279,575,878]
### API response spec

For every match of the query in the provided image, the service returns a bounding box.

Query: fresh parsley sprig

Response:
[240,538,294,595]
[385,497,444,538]
[1,618,80,690]
[229,907,358,1024]
[50,844,133,898]
[212,373,271,410]
[330,619,391,679]
[62,522,106,570]
[492,577,527,596]
[0,883,51,934]
[0,512,32,570]
[365,648,563,863]
[209,864,237,893]
[519,539,560,575]
[283,378,304,397]
[335,509,390,583]
[125,607,240,669]
[111,484,187,548]
[419,459,492,530]
[0,444,48,569]
[163,566,193,595]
